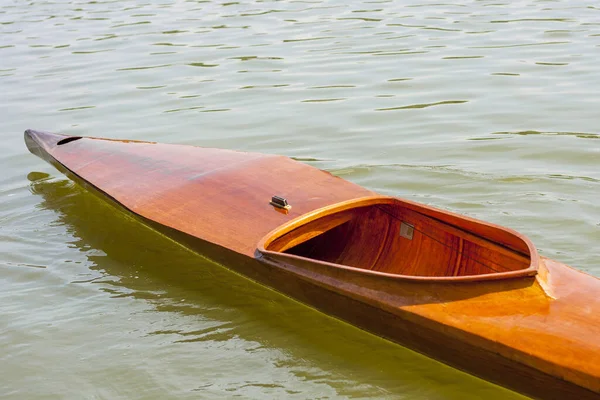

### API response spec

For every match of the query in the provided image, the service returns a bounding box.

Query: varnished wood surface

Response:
[25,129,375,256]
[25,129,600,399]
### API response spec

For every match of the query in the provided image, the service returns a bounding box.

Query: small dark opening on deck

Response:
[57,136,83,146]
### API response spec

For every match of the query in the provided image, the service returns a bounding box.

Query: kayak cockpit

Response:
[258,196,538,282]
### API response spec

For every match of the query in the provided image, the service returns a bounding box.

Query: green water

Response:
[1,0,599,398]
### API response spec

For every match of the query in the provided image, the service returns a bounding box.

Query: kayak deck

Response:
[24,129,374,256]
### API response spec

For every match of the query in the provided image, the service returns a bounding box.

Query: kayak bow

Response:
[25,129,600,399]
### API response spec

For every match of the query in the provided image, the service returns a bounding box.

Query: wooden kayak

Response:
[25,129,600,399]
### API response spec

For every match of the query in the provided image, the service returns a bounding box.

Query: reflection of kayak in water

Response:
[25,129,600,399]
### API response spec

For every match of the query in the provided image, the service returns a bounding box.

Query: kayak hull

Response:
[25,130,600,399]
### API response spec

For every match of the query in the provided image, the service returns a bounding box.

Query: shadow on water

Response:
[28,174,525,400]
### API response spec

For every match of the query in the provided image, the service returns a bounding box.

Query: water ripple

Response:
[492,130,600,139]
[376,100,468,111]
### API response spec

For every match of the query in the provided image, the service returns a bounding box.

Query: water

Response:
[1,0,599,398]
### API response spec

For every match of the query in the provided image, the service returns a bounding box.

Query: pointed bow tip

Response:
[25,129,79,160]
[24,128,37,143]
[24,129,77,148]
[24,129,44,155]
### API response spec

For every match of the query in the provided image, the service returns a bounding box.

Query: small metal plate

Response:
[400,222,414,240]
